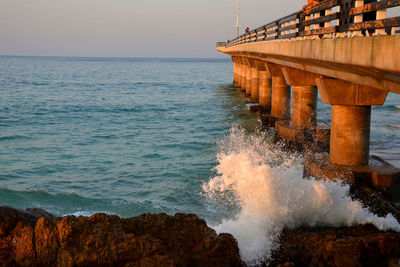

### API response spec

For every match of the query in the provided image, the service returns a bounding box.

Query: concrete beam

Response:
[282,67,322,86]
[265,62,285,77]
[316,78,388,106]
[254,60,266,71]
[217,36,400,94]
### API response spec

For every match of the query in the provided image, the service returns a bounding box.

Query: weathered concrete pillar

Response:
[265,63,290,119]
[330,105,371,165]
[251,67,259,102]
[271,76,290,118]
[234,62,239,85]
[317,78,388,166]
[291,86,318,127]
[282,67,320,127]
[259,71,272,110]
[246,66,252,95]
[236,63,242,87]
[232,62,237,84]
[241,64,247,91]
[237,64,242,88]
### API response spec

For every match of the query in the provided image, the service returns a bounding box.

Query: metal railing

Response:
[220,0,400,47]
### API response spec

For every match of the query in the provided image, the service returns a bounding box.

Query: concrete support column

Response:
[291,86,318,127]
[246,67,252,95]
[271,76,290,118]
[259,71,272,110]
[241,65,247,91]
[238,66,241,86]
[236,64,242,87]
[330,105,371,166]
[251,68,259,102]
[316,78,389,166]
[233,62,237,84]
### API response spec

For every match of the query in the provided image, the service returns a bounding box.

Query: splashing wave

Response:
[203,127,400,265]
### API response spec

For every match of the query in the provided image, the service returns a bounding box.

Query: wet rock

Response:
[249,105,270,114]
[0,206,244,267]
[268,224,400,267]
[26,208,55,220]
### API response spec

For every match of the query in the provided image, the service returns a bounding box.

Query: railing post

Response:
[353,0,364,36]
[314,11,321,40]
[298,11,305,39]
[305,11,311,39]
[376,0,387,35]
[324,8,333,38]
[276,21,281,39]
[339,0,353,37]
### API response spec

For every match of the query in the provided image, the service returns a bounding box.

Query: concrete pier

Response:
[246,67,252,96]
[236,63,242,87]
[271,76,290,119]
[291,86,317,127]
[281,67,320,129]
[217,1,400,206]
[233,62,238,85]
[251,67,259,102]
[300,78,398,192]
[316,78,389,165]
[330,105,371,166]
[240,64,246,90]
[272,67,329,150]
[259,71,272,110]
[236,63,240,87]
[239,64,245,88]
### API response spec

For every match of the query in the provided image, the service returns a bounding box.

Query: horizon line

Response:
[0,54,230,60]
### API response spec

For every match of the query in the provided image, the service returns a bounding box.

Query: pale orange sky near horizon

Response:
[1,0,399,58]
[0,0,307,58]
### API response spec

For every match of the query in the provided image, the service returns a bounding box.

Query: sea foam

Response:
[203,127,400,265]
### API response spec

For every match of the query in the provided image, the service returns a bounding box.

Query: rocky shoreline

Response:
[1,206,400,266]
[267,225,400,267]
[0,206,243,266]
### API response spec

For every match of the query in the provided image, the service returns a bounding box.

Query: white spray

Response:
[203,127,400,265]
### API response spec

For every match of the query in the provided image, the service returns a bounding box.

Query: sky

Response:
[0,0,309,58]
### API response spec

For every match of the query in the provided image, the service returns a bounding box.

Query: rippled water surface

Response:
[1,56,400,259]
[0,56,261,219]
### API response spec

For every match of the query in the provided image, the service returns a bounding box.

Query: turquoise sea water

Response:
[1,55,399,223]
[0,56,257,221]
[0,56,400,264]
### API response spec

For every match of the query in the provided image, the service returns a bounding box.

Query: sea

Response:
[1,55,400,264]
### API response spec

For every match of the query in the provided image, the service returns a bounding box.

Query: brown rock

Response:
[35,217,58,265]
[269,224,400,267]
[0,206,244,267]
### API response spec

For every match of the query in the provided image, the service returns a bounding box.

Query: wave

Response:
[0,135,31,141]
[374,104,400,111]
[0,188,171,218]
[203,127,400,265]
